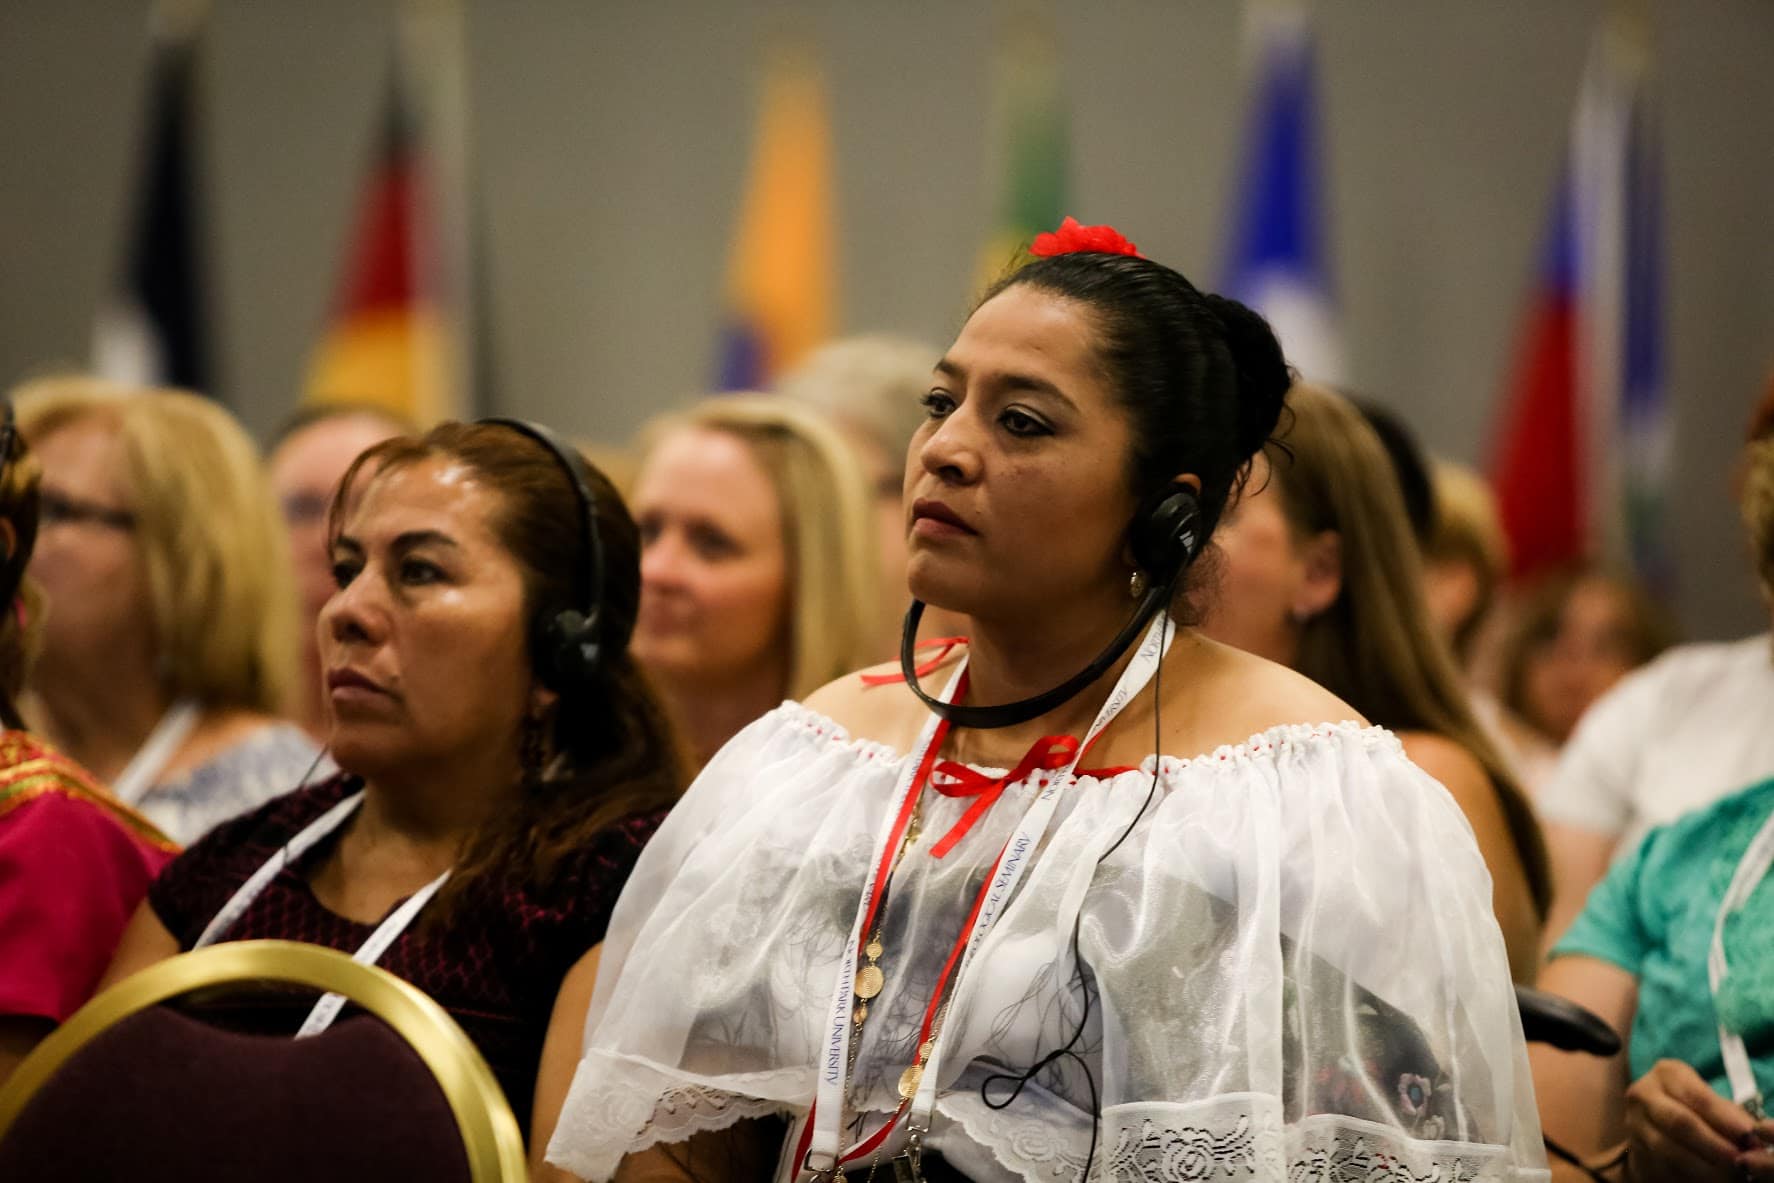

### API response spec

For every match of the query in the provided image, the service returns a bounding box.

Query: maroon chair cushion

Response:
[0,1006,473,1182]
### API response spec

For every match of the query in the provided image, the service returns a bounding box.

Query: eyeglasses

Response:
[280,491,334,529]
[40,491,137,533]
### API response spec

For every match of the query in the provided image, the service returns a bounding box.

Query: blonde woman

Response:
[1203,383,1550,982]
[0,407,175,1085]
[629,394,880,766]
[777,335,940,654]
[1424,461,1560,793]
[1423,460,1509,674]
[19,377,320,844]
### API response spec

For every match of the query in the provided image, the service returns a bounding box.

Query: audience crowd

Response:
[0,220,1770,1183]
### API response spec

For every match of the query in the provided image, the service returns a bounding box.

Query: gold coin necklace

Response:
[848,798,922,1076]
[896,1002,949,1102]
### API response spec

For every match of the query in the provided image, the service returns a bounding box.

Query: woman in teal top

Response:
[1535,774,1774,1180]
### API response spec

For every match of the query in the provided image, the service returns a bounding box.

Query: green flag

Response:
[975,2,1069,294]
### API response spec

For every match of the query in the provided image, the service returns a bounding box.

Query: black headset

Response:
[899,485,1203,730]
[478,417,610,696]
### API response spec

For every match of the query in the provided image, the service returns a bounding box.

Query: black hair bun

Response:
[1204,293,1291,461]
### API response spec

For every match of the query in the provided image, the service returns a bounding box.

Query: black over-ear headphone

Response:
[478,417,609,696]
[900,484,1203,730]
[1128,486,1204,592]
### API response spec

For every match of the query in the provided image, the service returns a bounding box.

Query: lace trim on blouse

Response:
[772,701,1397,778]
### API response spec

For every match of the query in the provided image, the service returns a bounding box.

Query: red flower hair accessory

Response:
[1029,216,1141,259]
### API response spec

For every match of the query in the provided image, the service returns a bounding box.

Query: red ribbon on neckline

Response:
[791,659,1145,1176]
[927,736,1077,858]
[858,636,969,687]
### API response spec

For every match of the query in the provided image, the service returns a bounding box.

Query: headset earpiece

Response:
[537,608,602,695]
[900,483,1203,731]
[478,417,608,697]
[1129,486,1203,590]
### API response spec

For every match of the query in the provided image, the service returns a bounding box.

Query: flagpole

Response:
[400,0,474,421]
[972,0,1067,297]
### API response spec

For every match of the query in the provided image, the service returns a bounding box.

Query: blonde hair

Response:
[1425,461,1509,663]
[640,394,881,699]
[15,376,299,715]
[1267,384,1551,917]
[1742,437,1774,595]
[774,335,937,479]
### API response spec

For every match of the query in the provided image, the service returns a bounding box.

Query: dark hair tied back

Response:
[1201,293,1291,461]
[986,251,1291,547]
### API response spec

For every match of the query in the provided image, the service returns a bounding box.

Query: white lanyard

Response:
[111,698,200,806]
[806,613,1173,1175]
[1707,805,1774,1118]
[194,789,451,1039]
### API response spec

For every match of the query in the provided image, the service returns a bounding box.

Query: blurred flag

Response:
[974,2,1068,291]
[1490,14,1668,584]
[302,72,459,423]
[92,21,208,392]
[715,49,834,391]
[1491,183,1584,579]
[1222,2,1343,384]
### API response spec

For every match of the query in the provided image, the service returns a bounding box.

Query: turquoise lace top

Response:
[1554,776,1774,1096]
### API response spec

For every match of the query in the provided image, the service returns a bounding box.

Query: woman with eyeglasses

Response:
[17,377,321,845]
[0,403,177,1086]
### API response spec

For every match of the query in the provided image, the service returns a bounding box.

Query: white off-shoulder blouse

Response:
[547,703,1548,1182]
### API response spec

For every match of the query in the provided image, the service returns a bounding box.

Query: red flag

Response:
[1491,182,1583,578]
[1489,15,1668,585]
[303,87,455,422]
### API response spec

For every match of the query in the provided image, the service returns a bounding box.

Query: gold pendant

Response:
[865,938,883,961]
[853,1002,868,1025]
[889,1153,924,1182]
[855,964,885,1000]
[897,1063,924,1100]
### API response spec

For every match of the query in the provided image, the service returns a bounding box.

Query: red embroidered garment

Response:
[0,731,177,1024]
[149,773,666,1134]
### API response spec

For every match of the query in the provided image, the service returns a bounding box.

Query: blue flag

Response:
[1222,6,1342,384]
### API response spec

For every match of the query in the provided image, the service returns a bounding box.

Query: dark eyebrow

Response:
[392,529,461,553]
[933,357,1077,414]
[331,530,461,555]
[999,371,1076,412]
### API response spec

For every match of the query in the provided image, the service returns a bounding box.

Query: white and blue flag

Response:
[1222,3,1343,385]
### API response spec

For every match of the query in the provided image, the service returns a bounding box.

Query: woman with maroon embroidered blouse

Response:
[101,420,686,1153]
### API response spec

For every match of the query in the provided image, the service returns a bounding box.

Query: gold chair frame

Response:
[0,940,527,1182]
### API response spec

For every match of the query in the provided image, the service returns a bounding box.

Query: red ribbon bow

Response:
[926,736,1079,859]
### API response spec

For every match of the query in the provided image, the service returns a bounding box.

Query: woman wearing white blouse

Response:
[537,221,1544,1183]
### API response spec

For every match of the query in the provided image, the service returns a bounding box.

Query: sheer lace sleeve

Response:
[547,712,1547,1182]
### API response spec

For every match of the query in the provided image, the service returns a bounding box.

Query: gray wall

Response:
[3,1,1772,637]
